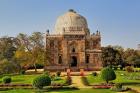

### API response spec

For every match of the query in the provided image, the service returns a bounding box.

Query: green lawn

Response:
[0,89,118,93]
[0,74,65,84]
[87,71,140,85]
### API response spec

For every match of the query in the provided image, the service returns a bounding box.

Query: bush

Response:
[50,74,56,81]
[28,63,44,69]
[53,77,62,81]
[118,65,123,70]
[20,70,25,75]
[56,71,61,77]
[125,66,134,72]
[81,76,89,86]
[101,67,116,83]
[43,71,50,76]
[32,75,51,89]
[92,72,97,76]
[111,83,128,92]
[113,66,118,70]
[65,76,72,85]
[2,76,11,84]
[115,83,122,89]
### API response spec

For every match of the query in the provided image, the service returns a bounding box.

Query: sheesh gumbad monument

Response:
[45,9,102,71]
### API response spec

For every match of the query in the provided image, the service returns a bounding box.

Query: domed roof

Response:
[54,9,88,34]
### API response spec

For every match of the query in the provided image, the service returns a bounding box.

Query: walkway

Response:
[71,76,91,88]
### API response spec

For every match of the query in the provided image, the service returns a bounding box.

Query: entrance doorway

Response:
[70,56,77,67]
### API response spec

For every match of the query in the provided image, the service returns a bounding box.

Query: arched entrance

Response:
[70,56,77,67]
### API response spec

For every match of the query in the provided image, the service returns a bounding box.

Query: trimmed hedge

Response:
[2,76,11,84]
[32,75,51,89]
[65,76,72,85]
[81,76,89,86]
[101,67,116,83]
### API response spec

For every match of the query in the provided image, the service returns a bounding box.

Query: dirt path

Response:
[71,76,91,88]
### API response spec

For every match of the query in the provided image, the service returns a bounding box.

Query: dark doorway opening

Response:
[71,56,77,67]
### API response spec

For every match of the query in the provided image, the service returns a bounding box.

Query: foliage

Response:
[17,32,45,72]
[20,70,26,75]
[101,67,116,83]
[115,83,122,89]
[28,63,44,69]
[0,59,20,74]
[125,66,134,72]
[81,76,89,86]
[43,71,50,76]
[126,55,140,66]
[32,75,51,89]
[65,76,72,85]
[0,37,17,61]
[56,71,61,77]
[111,83,128,92]
[2,76,11,84]
[101,46,123,67]
[50,74,56,81]
[53,77,62,81]
[92,72,97,76]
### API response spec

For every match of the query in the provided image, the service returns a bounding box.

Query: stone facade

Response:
[45,10,102,71]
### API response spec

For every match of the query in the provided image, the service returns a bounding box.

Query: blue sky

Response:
[0,0,140,49]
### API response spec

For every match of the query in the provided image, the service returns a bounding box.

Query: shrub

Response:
[125,66,134,72]
[65,76,72,85]
[43,71,50,76]
[50,74,56,81]
[20,70,25,75]
[101,67,116,83]
[111,83,128,92]
[2,76,11,84]
[81,76,89,86]
[32,75,51,89]
[115,83,122,89]
[113,66,118,70]
[53,77,62,81]
[92,72,97,76]
[28,63,44,69]
[118,65,123,70]
[56,71,61,77]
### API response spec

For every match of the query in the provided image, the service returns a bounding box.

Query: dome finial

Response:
[68,9,76,13]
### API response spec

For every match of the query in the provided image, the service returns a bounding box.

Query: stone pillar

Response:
[62,39,68,66]
[79,40,85,68]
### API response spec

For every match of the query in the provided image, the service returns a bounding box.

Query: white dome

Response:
[54,10,88,34]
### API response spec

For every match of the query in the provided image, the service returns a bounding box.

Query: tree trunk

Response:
[34,62,37,72]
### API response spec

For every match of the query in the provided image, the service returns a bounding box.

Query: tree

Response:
[0,36,17,61]
[17,32,45,72]
[101,46,122,67]
[0,59,19,74]
[101,67,116,83]
[126,55,140,67]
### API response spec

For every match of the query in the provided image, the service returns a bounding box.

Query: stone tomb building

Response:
[45,10,102,71]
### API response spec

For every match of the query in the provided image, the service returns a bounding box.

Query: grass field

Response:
[0,74,65,84]
[0,71,139,93]
[87,71,140,85]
